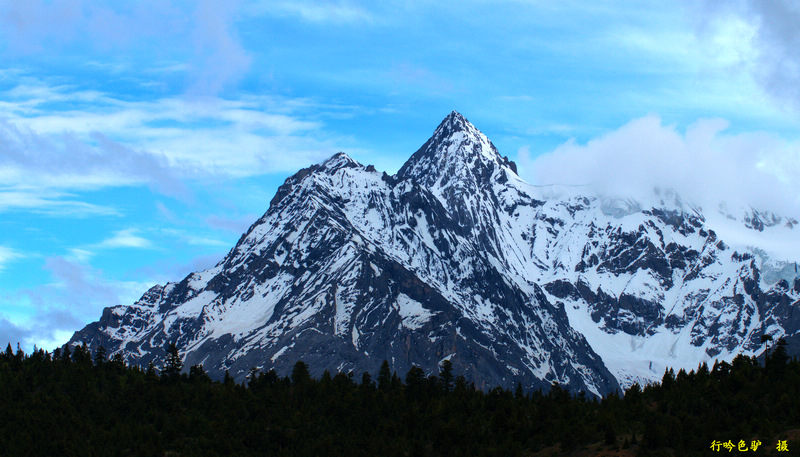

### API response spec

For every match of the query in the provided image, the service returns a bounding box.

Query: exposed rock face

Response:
[68,111,800,394]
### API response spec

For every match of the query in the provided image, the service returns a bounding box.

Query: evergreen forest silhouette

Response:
[1,340,798,456]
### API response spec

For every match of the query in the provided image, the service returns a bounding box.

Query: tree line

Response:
[0,339,798,456]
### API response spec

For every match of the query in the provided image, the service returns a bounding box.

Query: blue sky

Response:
[1,0,800,351]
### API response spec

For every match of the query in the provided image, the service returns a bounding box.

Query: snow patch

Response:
[396,293,436,330]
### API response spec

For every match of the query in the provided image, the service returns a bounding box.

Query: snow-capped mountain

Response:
[68,111,800,395]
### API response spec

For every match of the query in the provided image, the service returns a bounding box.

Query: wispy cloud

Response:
[0,316,31,349]
[0,79,349,213]
[0,255,153,350]
[0,0,251,95]
[155,201,179,224]
[0,246,23,272]
[189,0,252,95]
[252,1,375,24]
[40,257,121,308]
[0,118,186,197]
[206,214,260,234]
[97,229,153,249]
[158,228,230,247]
[0,187,119,217]
[63,229,154,263]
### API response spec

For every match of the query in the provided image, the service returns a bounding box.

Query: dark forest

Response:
[1,340,798,456]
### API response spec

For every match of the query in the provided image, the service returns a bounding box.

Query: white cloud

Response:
[251,1,375,24]
[694,0,800,111]
[522,114,800,216]
[97,229,153,249]
[0,187,119,217]
[0,246,23,272]
[66,248,93,263]
[0,118,187,197]
[62,229,154,264]
[0,80,347,213]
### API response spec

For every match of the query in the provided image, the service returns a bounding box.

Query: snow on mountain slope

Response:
[68,111,800,393]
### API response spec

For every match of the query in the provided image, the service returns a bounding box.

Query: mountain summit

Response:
[68,112,800,395]
[398,110,518,186]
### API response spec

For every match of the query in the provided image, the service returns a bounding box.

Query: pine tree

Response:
[162,343,183,378]
[146,361,158,379]
[361,371,373,389]
[94,346,107,365]
[189,364,210,383]
[405,365,425,396]
[247,367,260,387]
[71,344,91,365]
[768,338,789,374]
[761,334,773,359]
[378,360,392,391]
[111,353,125,369]
[439,360,454,392]
[291,361,310,386]
[60,345,71,362]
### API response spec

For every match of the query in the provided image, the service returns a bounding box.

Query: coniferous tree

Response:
[60,344,71,362]
[455,375,468,394]
[770,338,789,369]
[761,333,773,358]
[361,371,373,389]
[3,344,800,456]
[162,343,183,378]
[110,353,125,369]
[377,360,392,391]
[223,369,235,387]
[291,361,310,386]
[515,381,524,399]
[93,346,107,365]
[72,344,91,365]
[146,361,157,379]
[263,369,279,386]
[320,369,332,388]
[439,360,454,392]
[405,365,425,385]
[247,367,260,387]
[189,364,210,383]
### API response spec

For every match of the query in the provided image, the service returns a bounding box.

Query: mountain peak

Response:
[438,109,469,128]
[430,110,480,142]
[66,110,800,396]
[320,152,360,172]
[396,111,518,186]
